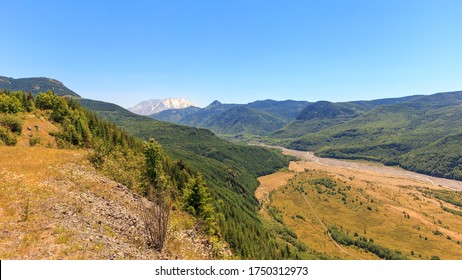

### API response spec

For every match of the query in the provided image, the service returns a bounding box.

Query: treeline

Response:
[418,188,462,209]
[0,90,219,242]
[328,225,406,260]
[0,89,33,145]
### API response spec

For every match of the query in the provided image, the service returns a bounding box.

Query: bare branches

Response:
[140,189,171,252]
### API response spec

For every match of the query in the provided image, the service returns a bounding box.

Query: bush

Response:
[35,91,56,110]
[29,136,41,146]
[0,114,23,134]
[0,127,17,146]
[140,191,170,252]
[0,94,23,113]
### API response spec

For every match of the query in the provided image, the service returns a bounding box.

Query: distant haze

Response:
[127,98,196,115]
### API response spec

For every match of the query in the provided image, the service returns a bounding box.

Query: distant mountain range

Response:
[151,99,310,136]
[127,98,195,115]
[0,76,80,97]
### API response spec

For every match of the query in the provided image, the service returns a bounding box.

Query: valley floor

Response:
[257,147,462,260]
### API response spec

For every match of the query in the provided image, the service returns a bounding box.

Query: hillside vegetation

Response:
[0,146,218,259]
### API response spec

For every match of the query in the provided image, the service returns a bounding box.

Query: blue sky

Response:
[1,0,462,107]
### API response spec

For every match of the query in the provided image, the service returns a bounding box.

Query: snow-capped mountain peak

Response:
[128,98,195,115]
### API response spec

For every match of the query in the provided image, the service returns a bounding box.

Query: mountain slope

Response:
[206,106,287,136]
[0,76,79,97]
[152,106,202,123]
[245,99,310,120]
[128,98,195,115]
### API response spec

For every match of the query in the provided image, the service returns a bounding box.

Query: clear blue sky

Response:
[2,0,462,107]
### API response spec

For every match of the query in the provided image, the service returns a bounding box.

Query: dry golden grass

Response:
[17,113,59,148]
[257,158,462,260]
[0,146,88,259]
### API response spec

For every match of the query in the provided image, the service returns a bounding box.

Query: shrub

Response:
[0,127,17,146]
[29,136,41,146]
[140,192,170,252]
[0,114,23,134]
[0,94,23,113]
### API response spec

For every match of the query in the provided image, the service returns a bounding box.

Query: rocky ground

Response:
[0,146,226,259]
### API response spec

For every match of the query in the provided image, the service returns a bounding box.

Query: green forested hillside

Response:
[272,101,365,138]
[206,106,287,136]
[276,91,462,180]
[271,96,423,139]
[0,76,80,97]
[400,133,462,180]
